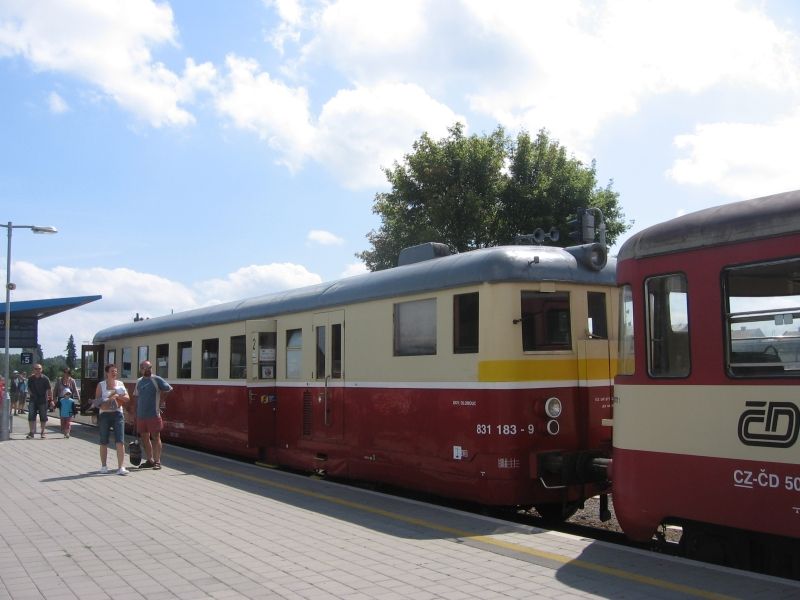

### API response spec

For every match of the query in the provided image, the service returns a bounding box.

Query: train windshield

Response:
[726,257,800,377]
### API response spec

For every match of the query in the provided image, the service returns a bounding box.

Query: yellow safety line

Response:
[174,455,733,600]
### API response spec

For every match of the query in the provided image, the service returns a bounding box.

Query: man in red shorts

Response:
[133,360,172,469]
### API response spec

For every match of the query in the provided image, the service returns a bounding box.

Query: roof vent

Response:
[397,242,452,266]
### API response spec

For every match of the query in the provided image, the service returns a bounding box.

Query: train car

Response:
[612,190,800,577]
[84,240,617,516]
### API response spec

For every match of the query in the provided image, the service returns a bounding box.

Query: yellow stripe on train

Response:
[478,358,618,382]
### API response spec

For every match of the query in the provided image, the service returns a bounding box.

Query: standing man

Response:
[27,364,52,439]
[134,360,172,469]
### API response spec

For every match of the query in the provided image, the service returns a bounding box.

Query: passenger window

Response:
[726,257,800,377]
[177,341,192,379]
[587,292,608,339]
[258,332,276,380]
[331,324,342,379]
[646,274,690,377]
[454,292,479,354]
[230,336,246,379]
[520,292,571,351]
[394,298,437,356]
[106,349,116,368]
[156,343,169,378]
[286,329,302,379]
[138,346,149,367]
[121,347,132,378]
[618,285,635,375]
[201,338,219,379]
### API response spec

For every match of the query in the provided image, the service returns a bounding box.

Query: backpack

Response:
[128,436,142,466]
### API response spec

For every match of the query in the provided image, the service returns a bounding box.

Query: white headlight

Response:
[544,396,562,418]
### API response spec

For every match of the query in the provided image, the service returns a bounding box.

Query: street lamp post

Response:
[2,222,58,442]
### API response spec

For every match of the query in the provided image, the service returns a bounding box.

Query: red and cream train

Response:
[83,190,800,577]
[83,238,617,520]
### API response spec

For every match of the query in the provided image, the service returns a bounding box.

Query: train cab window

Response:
[177,341,192,379]
[587,292,608,339]
[286,329,302,379]
[201,338,219,379]
[725,257,800,377]
[618,285,635,375]
[646,274,690,377]
[520,292,571,351]
[454,292,479,354]
[156,343,169,378]
[121,347,133,378]
[394,298,437,356]
[230,335,246,379]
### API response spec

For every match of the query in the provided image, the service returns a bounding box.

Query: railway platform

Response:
[0,412,797,600]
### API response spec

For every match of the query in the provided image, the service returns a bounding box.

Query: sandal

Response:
[153,462,161,470]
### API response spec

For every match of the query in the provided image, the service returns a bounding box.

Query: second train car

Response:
[84,240,617,516]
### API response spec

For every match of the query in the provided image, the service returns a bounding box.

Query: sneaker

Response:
[153,462,161,470]
[117,467,129,476]
[100,465,109,474]
[139,460,156,469]
[25,433,34,439]
[64,433,70,439]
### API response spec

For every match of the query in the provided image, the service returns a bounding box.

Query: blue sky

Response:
[1,0,799,357]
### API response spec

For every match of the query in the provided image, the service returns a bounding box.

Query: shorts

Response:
[98,411,125,446]
[136,416,163,434]
[28,401,48,422]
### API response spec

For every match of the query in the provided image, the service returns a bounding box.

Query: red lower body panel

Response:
[613,447,800,541]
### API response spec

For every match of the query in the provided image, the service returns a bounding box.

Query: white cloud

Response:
[307,229,344,245]
[215,54,315,171]
[48,91,69,114]
[340,262,367,278]
[4,260,322,358]
[667,111,800,199]
[0,0,215,127]
[314,83,463,188]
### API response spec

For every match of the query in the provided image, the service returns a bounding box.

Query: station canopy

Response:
[2,295,101,348]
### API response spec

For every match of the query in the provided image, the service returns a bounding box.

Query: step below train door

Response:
[246,319,278,454]
[577,291,613,448]
[311,310,345,442]
[80,344,104,414]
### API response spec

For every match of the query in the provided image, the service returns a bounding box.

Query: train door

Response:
[80,344,104,413]
[577,291,613,447]
[311,310,345,441]
[245,320,277,451]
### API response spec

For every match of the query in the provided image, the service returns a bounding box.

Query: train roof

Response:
[617,189,800,261]
[94,244,616,342]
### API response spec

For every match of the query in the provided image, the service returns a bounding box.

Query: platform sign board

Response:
[0,317,38,348]
[20,352,33,365]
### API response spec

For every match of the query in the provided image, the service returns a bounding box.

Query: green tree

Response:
[65,335,77,370]
[358,124,631,270]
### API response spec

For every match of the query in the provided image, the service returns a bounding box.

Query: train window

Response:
[725,257,800,377]
[646,274,690,377]
[258,332,276,379]
[106,349,116,368]
[520,292,571,351]
[230,336,246,379]
[618,285,635,375]
[121,347,133,378]
[156,344,169,378]
[201,338,219,379]
[453,292,479,354]
[177,341,192,378]
[587,292,608,339]
[331,324,342,378]
[316,326,326,379]
[286,329,302,379]
[138,345,149,366]
[394,298,437,356]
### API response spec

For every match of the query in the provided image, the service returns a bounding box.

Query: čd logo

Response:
[738,401,800,448]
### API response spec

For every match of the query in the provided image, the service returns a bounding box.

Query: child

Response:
[56,388,78,438]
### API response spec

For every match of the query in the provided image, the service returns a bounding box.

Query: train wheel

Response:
[534,503,578,522]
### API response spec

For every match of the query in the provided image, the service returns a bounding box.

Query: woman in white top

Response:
[93,364,130,475]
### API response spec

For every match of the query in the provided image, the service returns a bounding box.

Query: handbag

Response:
[128,433,142,466]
